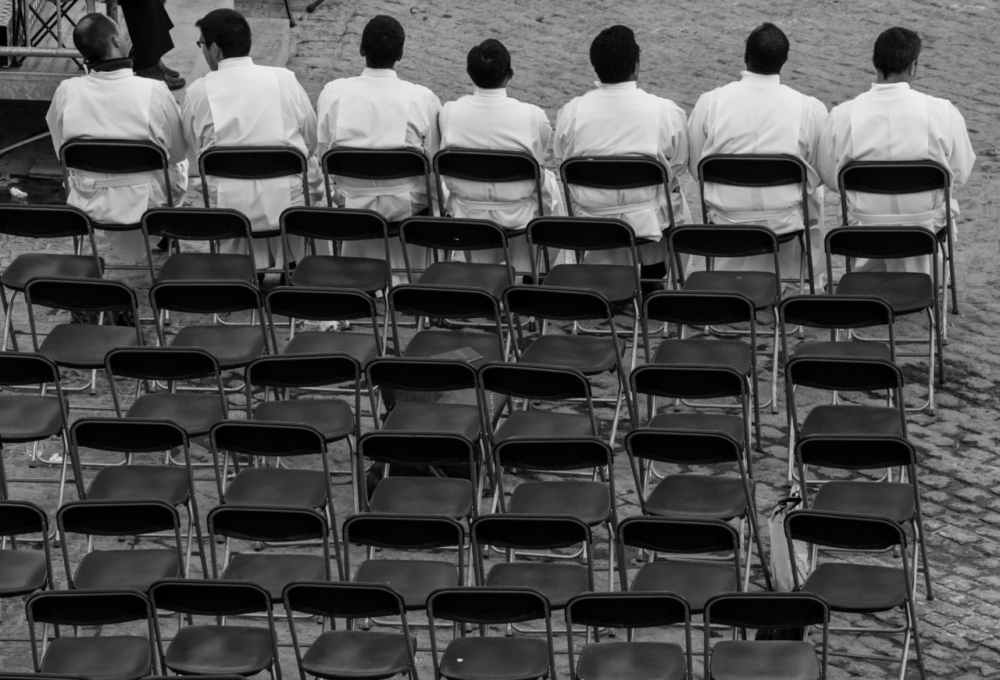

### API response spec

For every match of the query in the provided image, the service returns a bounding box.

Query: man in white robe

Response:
[818,26,975,275]
[553,25,691,280]
[182,8,321,271]
[316,15,440,272]
[46,13,187,265]
[439,38,564,274]
[688,22,828,288]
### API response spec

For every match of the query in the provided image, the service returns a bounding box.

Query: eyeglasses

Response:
[196,39,206,48]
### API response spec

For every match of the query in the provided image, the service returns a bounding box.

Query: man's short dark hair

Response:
[196,8,252,59]
[589,25,641,84]
[873,27,921,76]
[362,15,405,68]
[467,39,512,89]
[744,22,789,75]
[74,13,118,63]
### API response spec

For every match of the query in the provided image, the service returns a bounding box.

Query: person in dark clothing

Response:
[119,0,185,90]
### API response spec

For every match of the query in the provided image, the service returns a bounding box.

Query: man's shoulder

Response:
[185,75,209,103]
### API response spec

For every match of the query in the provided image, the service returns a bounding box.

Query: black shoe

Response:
[160,60,180,78]
[136,63,186,91]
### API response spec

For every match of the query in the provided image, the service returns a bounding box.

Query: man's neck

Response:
[87,56,133,73]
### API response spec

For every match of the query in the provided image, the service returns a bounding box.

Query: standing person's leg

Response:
[119,0,185,89]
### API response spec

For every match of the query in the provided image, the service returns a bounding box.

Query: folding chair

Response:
[427,587,556,680]
[838,159,957,316]
[57,500,184,591]
[389,284,506,361]
[208,505,337,600]
[527,216,645,367]
[344,514,467,614]
[698,153,816,294]
[60,139,173,276]
[0,353,74,504]
[25,277,143,395]
[826,226,943,413]
[504,286,635,439]
[284,581,419,680]
[151,579,281,679]
[624,414,771,591]
[703,592,829,680]
[566,592,691,680]
[0,204,102,352]
[787,510,926,680]
[795,434,932,599]
[141,207,256,284]
[27,589,156,680]
[0,500,54,644]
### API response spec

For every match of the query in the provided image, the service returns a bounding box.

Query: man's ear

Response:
[908,59,918,76]
[359,46,365,58]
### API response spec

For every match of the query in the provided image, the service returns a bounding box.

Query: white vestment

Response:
[553,81,692,265]
[818,82,975,274]
[439,87,565,272]
[688,71,829,285]
[183,57,322,268]
[46,66,188,263]
[316,68,441,270]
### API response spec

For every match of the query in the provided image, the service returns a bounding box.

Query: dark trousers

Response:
[119,0,175,70]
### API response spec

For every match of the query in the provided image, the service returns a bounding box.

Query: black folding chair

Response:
[322,147,433,215]
[399,216,515,295]
[0,500,54,645]
[389,284,506,361]
[141,207,256,284]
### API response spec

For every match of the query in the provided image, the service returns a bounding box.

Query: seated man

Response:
[316,14,441,273]
[439,38,564,273]
[818,26,975,275]
[553,25,691,281]
[688,22,828,287]
[46,13,187,265]
[182,8,321,272]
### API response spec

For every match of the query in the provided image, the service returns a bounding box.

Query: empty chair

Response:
[141,207,256,284]
[0,500,54,645]
[399,216,515,295]
[389,284,506,362]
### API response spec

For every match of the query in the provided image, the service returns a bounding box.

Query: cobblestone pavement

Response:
[1,0,999,678]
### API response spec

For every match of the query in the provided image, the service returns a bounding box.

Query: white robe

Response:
[183,57,322,269]
[316,68,441,270]
[439,87,565,272]
[818,82,976,274]
[688,71,829,286]
[46,67,188,264]
[553,81,692,265]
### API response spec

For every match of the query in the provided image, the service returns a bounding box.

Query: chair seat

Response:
[302,630,412,680]
[293,255,389,293]
[0,395,64,442]
[684,271,777,310]
[837,273,933,315]
[369,477,473,519]
[383,403,482,441]
[648,413,746,444]
[2,253,101,291]
[577,641,687,680]
[87,466,190,507]
[544,264,637,304]
[354,559,458,611]
[645,475,749,520]
[520,335,620,375]
[653,339,752,375]
[439,636,551,680]
[711,640,820,680]
[0,549,49,596]
[403,330,503,363]
[631,560,737,614]
[165,625,274,676]
[171,326,266,369]
[792,341,891,361]
[224,468,329,509]
[255,398,355,442]
[74,550,181,592]
[39,324,140,369]
[126,393,226,437]
[811,481,915,523]
[508,481,611,526]
[158,253,255,283]
[800,406,902,438]
[803,563,907,613]
[495,411,595,442]
[284,331,379,367]
[222,553,328,601]
[485,563,591,609]
[42,636,151,680]
[420,262,510,299]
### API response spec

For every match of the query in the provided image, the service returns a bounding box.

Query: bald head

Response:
[73,13,121,63]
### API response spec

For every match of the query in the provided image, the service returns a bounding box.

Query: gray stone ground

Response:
[1,0,999,678]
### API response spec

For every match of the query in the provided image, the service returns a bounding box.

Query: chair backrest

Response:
[428,586,550,625]
[796,433,917,472]
[618,516,741,559]
[503,284,614,322]
[838,160,951,225]
[208,505,328,544]
[478,362,591,401]
[390,284,502,321]
[398,216,514,282]
[704,591,828,634]
[471,514,591,553]
[61,139,172,208]
[0,203,96,244]
[0,500,49,538]
[342,513,466,582]
[27,588,152,626]
[322,147,432,211]
[210,420,326,459]
[434,148,543,217]
[25,277,138,315]
[784,354,903,392]
[631,363,747,402]
[280,205,390,249]
[366,357,478,393]
[58,499,179,538]
[560,155,674,225]
[264,286,381,355]
[150,578,272,617]
[105,346,221,383]
[779,294,894,332]
[493,436,610,473]
[566,591,689,630]
[667,223,781,285]
[199,146,310,207]
[71,418,188,454]
[246,353,361,390]
[644,290,756,328]
[148,279,262,315]
[141,207,253,242]
[697,154,808,222]
[526,216,640,286]
[0,352,61,388]
[358,431,476,468]
[284,581,406,620]
[785,509,906,553]
[625,426,744,467]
